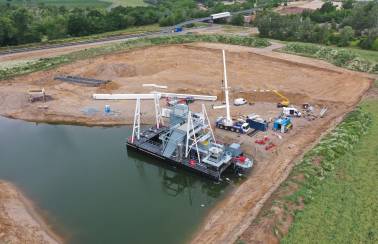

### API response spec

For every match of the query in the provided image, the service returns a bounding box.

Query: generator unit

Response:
[273,117,292,133]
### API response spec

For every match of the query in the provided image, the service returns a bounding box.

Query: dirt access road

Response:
[0,43,373,244]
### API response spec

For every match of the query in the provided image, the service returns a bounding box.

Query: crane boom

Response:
[222,50,232,126]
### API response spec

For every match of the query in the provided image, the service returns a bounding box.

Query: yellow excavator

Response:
[250,88,290,107]
[272,90,290,107]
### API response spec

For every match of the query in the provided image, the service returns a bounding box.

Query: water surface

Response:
[0,116,230,244]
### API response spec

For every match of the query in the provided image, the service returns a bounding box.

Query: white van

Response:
[234,98,247,106]
[283,107,301,117]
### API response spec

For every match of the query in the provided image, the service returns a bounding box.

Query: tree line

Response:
[0,0,256,47]
[254,0,378,50]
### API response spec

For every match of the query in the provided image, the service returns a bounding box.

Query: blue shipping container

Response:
[246,118,268,131]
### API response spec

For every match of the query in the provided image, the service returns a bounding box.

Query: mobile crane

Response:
[215,50,250,134]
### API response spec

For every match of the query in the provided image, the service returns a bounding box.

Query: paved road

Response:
[0,26,227,63]
[0,9,255,57]
[0,29,172,57]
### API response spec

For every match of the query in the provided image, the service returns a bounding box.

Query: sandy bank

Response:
[0,181,63,244]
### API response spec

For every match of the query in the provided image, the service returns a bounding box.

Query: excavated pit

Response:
[0,43,373,244]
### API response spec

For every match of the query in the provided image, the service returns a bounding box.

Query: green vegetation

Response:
[347,47,378,63]
[281,98,378,243]
[0,0,256,47]
[0,0,147,8]
[281,42,378,73]
[0,34,269,80]
[231,14,245,26]
[255,0,378,50]
[0,24,159,51]
[0,0,110,8]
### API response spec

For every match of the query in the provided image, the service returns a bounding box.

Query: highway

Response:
[0,9,255,57]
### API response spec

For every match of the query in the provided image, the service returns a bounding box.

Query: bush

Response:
[283,42,377,73]
[372,38,378,51]
[338,26,354,47]
[231,14,244,26]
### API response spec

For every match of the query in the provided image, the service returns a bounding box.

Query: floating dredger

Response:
[126,102,253,180]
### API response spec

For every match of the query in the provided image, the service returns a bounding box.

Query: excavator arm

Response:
[273,90,290,107]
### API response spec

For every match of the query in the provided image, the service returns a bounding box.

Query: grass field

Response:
[282,96,378,243]
[275,40,378,63]
[280,42,378,73]
[348,48,378,63]
[0,0,147,8]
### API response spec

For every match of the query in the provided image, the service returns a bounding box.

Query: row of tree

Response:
[254,0,378,50]
[0,0,255,46]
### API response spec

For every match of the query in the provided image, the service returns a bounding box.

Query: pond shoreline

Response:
[0,180,64,244]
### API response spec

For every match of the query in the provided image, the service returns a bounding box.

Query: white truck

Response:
[211,12,231,20]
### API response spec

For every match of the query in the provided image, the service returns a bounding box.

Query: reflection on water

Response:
[0,116,229,244]
[128,149,227,206]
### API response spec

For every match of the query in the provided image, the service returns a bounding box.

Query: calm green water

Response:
[0,116,230,244]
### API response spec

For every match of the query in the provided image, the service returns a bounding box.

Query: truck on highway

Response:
[174,27,183,32]
[211,12,231,20]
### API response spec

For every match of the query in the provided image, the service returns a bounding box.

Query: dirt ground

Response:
[0,43,373,243]
[276,0,343,14]
[0,181,62,244]
[0,43,371,124]
[237,83,378,244]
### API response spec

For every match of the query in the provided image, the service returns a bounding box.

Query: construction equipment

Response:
[55,75,110,86]
[265,142,276,151]
[127,102,253,180]
[215,119,250,133]
[215,50,250,134]
[246,114,269,132]
[255,136,270,145]
[91,85,253,180]
[142,84,168,89]
[166,96,194,107]
[212,104,226,109]
[273,117,292,133]
[245,88,289,107]
[282,107,301,117]
[151,92,217,101]
[234,98,247,106]
[28,88,51,103]
[273,90,290,107]
[319,107,328,118]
